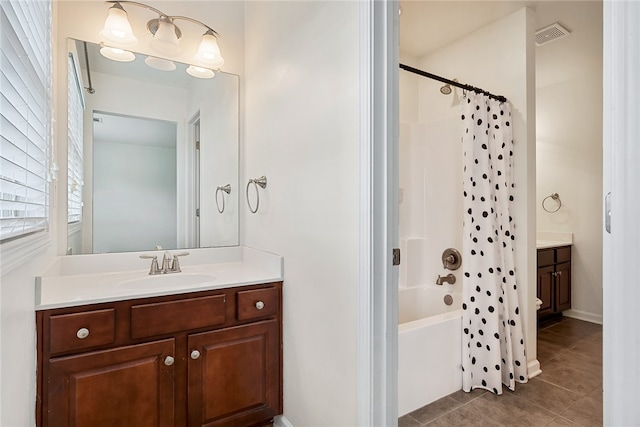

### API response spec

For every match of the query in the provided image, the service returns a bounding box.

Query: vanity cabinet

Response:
[537,246,571,321]
[37,282,282,427]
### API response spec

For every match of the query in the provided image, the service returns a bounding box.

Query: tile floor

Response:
[399,317,603,427]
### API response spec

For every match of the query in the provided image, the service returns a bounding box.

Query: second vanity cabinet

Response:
[37,282,282,427]
[537,246,571,321]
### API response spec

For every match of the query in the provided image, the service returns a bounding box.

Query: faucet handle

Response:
[171,252,190,272]
[140,254,160,275]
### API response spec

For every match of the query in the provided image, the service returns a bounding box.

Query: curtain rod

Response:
[82,42,95,94]
[399,63,507,103]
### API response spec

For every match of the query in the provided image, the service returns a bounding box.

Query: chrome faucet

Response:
[140,251,190,275]
[436,273,456,285]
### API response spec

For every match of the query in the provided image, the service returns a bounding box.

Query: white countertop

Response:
[36,247,283,310]
[536,240,572,249]
[536,231,573,249]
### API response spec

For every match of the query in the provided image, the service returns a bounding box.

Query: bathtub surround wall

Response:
[399,8,538,375]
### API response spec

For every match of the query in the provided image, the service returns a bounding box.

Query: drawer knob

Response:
[164,356,174,366]
[190,350,201,360]
[76,328,90,339]
[255,301,265,310]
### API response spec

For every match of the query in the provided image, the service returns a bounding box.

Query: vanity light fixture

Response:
[99,1,224,78]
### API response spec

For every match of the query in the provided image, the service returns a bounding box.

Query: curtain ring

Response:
[246,176,267,214]
[542,193,561,213]
[215,184,231,213]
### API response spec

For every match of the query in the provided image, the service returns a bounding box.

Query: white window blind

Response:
[67,53,84,224]
[0,0,52,242]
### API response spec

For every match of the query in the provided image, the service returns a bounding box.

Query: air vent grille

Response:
[535,22,571,46]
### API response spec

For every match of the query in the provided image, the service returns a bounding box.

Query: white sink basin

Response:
[117,273,216,290]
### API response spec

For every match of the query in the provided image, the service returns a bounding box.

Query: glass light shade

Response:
[144,56,176,71]
[149,20,181,56]
[99,5,138,47]
[186,65,215,79]
[194,32,225,69]
[100,46,135,62]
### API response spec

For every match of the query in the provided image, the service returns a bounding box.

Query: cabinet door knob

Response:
[164,356,174,366]
[76,328,90,339]
[255,301,265,310]
[190,350,201,360]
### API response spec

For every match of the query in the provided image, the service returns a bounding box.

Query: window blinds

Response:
[67,54,84,224]
[0,0,52,242]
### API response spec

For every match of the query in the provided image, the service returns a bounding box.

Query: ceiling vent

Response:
[535,22,571,46]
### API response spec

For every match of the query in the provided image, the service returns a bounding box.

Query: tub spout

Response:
[436,274,456,285]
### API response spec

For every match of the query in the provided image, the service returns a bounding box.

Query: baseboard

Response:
[562,309,603,325]
[274,415,294,427]
[528,359,542,379]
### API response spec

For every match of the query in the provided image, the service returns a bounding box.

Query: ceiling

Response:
[399,0,603,89]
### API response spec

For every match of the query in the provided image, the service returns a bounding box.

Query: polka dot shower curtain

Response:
[460,92,527,394]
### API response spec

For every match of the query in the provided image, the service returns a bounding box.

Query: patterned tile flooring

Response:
[399,317,603,427]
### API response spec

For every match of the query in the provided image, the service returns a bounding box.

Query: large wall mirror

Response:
[67,39,239,255]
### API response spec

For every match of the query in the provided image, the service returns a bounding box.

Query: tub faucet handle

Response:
[436,274,456,285]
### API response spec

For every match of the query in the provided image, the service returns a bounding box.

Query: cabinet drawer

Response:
[556,246,571,263]
[237,287,279,321]
[537,249,555,267]
[131,294,226,339]
[49,309,115,355]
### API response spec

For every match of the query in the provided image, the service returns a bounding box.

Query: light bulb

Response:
[99,3,138,47]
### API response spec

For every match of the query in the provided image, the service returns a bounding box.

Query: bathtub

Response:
[398,286,463,416]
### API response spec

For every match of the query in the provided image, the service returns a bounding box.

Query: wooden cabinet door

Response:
[537,265,555,319]
[47,339,175,427]
[555,261,572,312]
[188,320,280,427]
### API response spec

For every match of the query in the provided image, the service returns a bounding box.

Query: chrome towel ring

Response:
[246,176,267,214]
[215,184,231,213]
[542,193,562,213]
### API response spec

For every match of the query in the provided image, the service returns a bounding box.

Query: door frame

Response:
[358,0,399,425]
[602,1,640,425]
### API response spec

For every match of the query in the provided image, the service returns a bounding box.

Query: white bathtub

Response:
[398,286,463,416]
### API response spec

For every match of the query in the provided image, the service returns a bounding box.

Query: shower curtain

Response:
[460,92,527,394]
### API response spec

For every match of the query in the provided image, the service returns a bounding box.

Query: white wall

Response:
[536,1,603,323]
[243,1,360,425]
[93,128,177,253]
[399,8,539,372]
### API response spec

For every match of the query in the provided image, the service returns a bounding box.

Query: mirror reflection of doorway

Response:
[92,112,177,253]
[193,116,201,248]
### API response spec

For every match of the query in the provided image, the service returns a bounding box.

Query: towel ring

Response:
[246,176,267,214]
[542,193,562,213]
[215,184,231,213]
